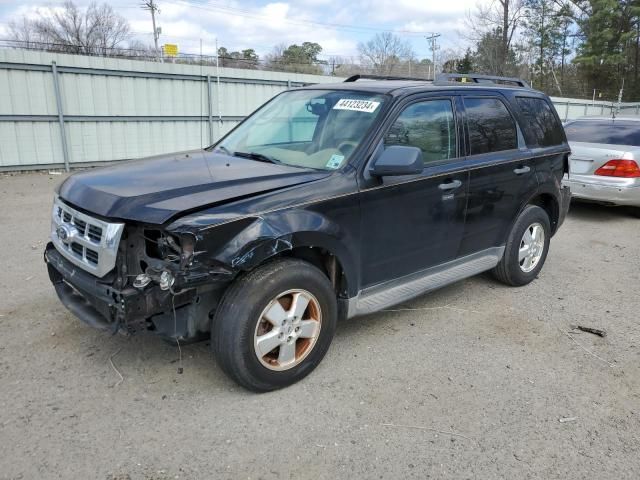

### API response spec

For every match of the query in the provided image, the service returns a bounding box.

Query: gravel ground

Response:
[0,171,639,480]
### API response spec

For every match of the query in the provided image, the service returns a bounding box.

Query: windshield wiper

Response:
[233,151,280,164]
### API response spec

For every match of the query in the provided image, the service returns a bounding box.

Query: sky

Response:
[0,0,480,60]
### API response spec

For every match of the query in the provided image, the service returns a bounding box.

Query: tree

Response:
[572,0,639,98]
[265,42,325,74]
[456,49,474,73]
[357,32,415,75]
[282,42,323,65]
[522,0,569,91]
[473,28,521,75]
[466,0,526,75]
[8,1,131,55]
[217,46,259,69]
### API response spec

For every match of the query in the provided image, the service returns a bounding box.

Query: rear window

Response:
[564,120,640,146]
[464,97,518,155]
[516,97,565,147]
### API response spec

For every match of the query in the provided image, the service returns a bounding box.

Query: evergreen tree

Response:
[456,49,474,73]
[573,0,640,98]
[522,0,568,91]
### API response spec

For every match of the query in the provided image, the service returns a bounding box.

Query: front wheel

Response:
[212,258,337,392]
[491,205,551,286]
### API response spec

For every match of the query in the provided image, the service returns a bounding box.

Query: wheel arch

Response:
[525,191,561,235]
[184,210,359,298]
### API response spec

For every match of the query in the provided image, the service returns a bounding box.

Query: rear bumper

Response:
[564,174,640,207]
[45,243,195,335]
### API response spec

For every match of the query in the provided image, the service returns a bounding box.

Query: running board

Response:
[347,247,505,318]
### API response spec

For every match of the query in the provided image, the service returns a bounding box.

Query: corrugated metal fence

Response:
[0,49,337,170]
[551,96,640,121]
[1,49,640,171]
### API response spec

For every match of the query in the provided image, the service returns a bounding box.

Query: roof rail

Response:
[435,73,529,88]
[343,74,432,83]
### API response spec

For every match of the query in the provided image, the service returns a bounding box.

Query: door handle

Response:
[438,179,463,191]
[514,166,531,175]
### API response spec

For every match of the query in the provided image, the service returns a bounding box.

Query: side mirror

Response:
[370,146,424,177]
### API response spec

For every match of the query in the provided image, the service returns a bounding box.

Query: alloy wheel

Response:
[519,222,545,273]
[253,289,322,371]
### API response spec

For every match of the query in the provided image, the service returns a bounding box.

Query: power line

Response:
[171,0,436,35]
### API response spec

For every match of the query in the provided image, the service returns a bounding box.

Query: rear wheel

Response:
[491,205,551,286]
[212,258,337,392]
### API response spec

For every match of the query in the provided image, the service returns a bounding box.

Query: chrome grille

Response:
[51,196,124,277]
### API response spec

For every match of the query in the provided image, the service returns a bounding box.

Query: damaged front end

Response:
[45,219,238,340]
[45,209,303,341]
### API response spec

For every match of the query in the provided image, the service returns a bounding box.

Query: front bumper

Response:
[564,174,640,207]
[45,243,195,335]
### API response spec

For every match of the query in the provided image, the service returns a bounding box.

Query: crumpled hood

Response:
[57,150,330,224]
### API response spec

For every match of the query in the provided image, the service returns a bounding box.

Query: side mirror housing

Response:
[370,146,424,177]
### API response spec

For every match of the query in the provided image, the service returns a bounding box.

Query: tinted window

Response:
[516,97,565,147]
[384,99,456,164]
[564,120,640,147]
[465,98,518,155]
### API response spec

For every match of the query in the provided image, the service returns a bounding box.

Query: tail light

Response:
[594,159,640,178]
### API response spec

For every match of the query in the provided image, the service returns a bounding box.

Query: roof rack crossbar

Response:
[434,73,529,88]
[343,74,433,83]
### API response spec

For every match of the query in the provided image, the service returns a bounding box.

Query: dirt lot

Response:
[0,171,639,480]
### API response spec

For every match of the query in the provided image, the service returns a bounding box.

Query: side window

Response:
[465,98,518,155]
[384,99,457,164]
[516,97,565,147]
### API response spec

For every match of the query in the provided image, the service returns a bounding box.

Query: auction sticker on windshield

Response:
[333,99,380,113]
[326,154,344,169]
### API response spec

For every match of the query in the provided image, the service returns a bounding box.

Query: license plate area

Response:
[569,158,594,174]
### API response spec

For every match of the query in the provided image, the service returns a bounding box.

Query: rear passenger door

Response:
[459,95,538,256]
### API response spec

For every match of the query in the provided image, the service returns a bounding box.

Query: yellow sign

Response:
[163,44,178,57]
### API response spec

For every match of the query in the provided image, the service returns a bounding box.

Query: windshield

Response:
[212,89,387,171]
[564,120,640,147]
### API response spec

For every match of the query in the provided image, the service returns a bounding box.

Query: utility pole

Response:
[425,33,440,79]
[142,0,162,62]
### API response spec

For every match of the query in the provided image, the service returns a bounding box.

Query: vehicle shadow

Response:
[567,200,634,222]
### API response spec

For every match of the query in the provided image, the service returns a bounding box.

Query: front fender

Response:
[168,208,359,297]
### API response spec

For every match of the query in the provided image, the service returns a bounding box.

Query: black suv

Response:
[45,74,571,391]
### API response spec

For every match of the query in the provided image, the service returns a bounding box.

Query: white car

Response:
[564,116,640,217]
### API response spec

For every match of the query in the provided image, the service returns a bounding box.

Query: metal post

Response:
[215,38,222,123]
[564,102,569,122]
[287,80,291,89]
[51,61,70,172]
[206,74,214,144]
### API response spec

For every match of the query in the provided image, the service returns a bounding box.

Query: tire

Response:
[628,207,640,218]
[491,205,551,287]
[212,258,337,392]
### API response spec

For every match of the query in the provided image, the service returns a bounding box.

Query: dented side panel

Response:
[166,171,362,297]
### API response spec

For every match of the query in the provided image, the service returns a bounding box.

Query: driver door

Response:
[358,96,469,288]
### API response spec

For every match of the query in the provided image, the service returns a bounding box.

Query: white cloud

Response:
[0,0,483,58]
